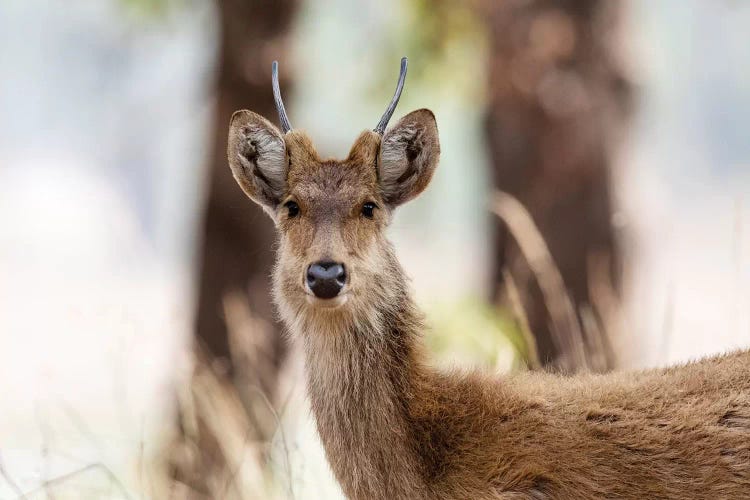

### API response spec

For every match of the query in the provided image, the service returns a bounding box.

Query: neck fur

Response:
[288,254,432,498]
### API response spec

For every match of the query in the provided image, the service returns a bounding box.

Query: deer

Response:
[226,58,750,499]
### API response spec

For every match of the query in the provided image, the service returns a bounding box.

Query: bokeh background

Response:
[1,0,749,498]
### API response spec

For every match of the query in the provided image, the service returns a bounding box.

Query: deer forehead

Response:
[290,161,376,195]
[285,130,381,205]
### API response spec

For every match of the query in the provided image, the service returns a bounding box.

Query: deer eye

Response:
[361,202,377,219]
[284,200,300,218]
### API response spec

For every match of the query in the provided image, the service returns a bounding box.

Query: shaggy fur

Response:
[227,108,750,499]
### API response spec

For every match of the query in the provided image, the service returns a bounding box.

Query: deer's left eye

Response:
[361,202,377,219]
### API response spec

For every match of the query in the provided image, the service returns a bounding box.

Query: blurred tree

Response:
[196,0,296,395]
[168,0,299,493]
[116,0,299,492]
[482,0,631,371]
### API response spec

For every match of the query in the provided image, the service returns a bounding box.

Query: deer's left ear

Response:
[378,109,440,207]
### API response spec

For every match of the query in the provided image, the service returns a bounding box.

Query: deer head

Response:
[227,58,440,322]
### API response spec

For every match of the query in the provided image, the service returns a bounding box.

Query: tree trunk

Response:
[195,0,296,391]
[483,0,631,371]
[169,1,298,494]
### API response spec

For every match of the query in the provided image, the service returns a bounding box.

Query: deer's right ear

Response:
[227,110,287,213]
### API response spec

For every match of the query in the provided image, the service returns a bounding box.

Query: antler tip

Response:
[271,60,292,133]
[374,57,409,135]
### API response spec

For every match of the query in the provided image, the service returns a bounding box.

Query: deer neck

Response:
[294,257,431,498]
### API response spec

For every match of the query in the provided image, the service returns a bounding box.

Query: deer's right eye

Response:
[284,200,300,218]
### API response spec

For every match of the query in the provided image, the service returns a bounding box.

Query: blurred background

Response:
[1,0,748,498]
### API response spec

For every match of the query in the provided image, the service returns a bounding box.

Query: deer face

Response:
[227,58,439,316]
[227,108,439,315]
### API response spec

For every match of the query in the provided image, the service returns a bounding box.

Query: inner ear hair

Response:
[236,127,283,205]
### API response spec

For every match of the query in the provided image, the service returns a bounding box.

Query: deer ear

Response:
[378,109,440,207]
[228,110,287,213]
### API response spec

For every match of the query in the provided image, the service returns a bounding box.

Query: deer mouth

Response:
[305,292,350,309]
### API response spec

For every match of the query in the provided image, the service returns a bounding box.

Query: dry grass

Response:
[490,190,618,372]
[159,292,295,500]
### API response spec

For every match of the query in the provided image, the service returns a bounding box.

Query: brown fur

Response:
[228,109,750,499]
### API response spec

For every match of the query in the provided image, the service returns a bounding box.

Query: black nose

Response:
[306,261,346,299]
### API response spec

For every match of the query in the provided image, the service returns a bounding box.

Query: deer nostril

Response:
[306,261,346,299]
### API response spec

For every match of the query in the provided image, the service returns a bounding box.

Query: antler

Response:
[374,57,408,135]
[272,60,292,133]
